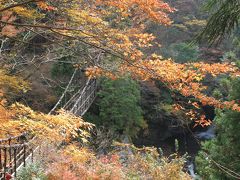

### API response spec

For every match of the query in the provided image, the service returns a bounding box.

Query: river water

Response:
[134,122,216,179]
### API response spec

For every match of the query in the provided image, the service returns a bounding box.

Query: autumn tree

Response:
[0,0,239,135]
[0,1,240,179]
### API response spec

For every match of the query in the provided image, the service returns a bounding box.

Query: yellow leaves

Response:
[192,62,239,77]
[151,53,163,59]
[0,0,239,119]
[0,0,172,70]
[194,74,203,82]
[133,33,155,47]
[0,69,30,95]
[63,145,95,164]
[67,9,105,26]
[12,6,39,19]
[0,102,94,142]
[112,59,240,113]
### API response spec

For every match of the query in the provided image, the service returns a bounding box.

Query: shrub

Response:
[16,162,47,180]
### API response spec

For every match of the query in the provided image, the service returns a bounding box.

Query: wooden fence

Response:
[0,134,34,180]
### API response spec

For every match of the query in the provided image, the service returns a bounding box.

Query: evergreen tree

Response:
[87,77,145,137]
[197,0,240,44]
[196,78,240,179]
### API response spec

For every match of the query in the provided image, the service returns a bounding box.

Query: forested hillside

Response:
[0,0,239,179]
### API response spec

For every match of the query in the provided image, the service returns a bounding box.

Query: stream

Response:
[134,124,215,179]
[133,106,216,179]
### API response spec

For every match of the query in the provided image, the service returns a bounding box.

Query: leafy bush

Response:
[41,143,191,180]
[17,163,47,180]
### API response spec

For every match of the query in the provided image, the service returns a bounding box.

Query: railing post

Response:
[3,148,7,179]
[0,148,2,170]
[14,148,17,177]
[31,149,34,163]
[23,145,26,167]
[8,138,12,174]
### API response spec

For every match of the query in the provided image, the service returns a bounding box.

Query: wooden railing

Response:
[0,134,34,180]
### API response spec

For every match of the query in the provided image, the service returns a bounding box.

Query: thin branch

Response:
[0,0,43,13]
[49,68,77,114]
[50,29,124,59]
[0,20,98,39]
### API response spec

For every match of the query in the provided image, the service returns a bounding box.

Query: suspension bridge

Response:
[0,76,97,179]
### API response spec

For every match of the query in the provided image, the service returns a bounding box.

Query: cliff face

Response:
[133,80,201,156]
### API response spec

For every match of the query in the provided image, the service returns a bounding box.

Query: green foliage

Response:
[219,77,232,96]
[17,163,47,180]
[236,60,240,68]
[196,78,240,179]
[87,77,145,137]
[221,51,238,62]
[162,43,199,63]
[197,0,240,44]
[212,89,222,99]
[51,56,74,78]
[232,29,240,58]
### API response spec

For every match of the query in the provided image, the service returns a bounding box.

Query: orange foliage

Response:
[193,115,212,128]
[40,143,190,180]
[86,59,240,113]
[37,2,56,11]
[0,0,240,127]
[0,11,22,37]
[96,0,175,24]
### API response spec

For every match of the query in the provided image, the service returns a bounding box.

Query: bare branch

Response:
[0,0,43,13]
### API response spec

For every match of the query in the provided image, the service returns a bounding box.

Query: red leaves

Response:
[5,173,12,180]
[1,11,22,37]
[37,2,56,11]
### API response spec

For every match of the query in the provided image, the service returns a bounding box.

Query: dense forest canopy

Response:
[0,0,240,179]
